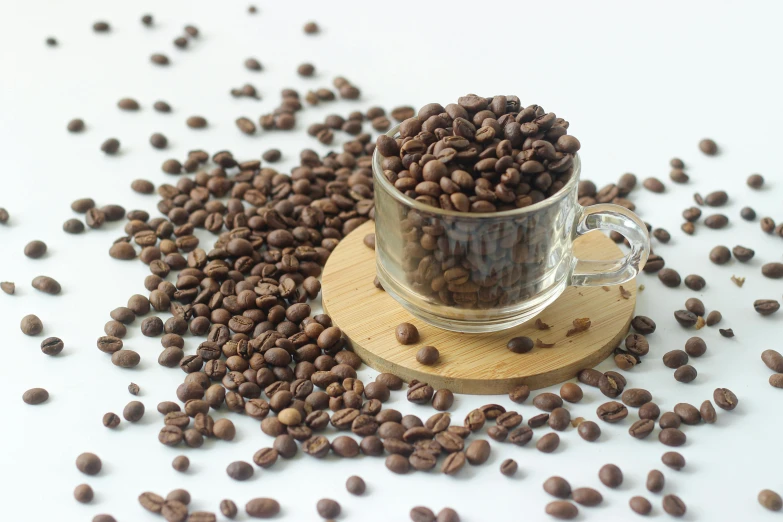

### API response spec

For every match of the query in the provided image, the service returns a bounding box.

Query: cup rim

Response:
[372,124,581,219]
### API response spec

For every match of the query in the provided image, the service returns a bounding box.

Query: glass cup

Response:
[373,125,650,333]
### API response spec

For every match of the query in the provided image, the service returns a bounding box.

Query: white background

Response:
[1,1,782,520]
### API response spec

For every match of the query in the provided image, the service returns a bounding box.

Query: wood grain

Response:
[322,221,636,394]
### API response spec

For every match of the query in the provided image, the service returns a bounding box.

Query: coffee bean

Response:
[699,138,718,155]
[67,118,85,132]
[682,206,701,221]
[245,498,280,518]
[316,498,340,519]
[39,336,64,356]
[548,408,570,431]
[631,315,656,334]
[629,496,652,515]
[533,393,563,411]
[74,484,94,503]
[536,432,560,453]
[345,475,365,495]
[704,214,729,229]
[102,412,120,428]
[683,337,706,357]
[407,382,434,404]
[432,389,454,411]
[572,488,602,507]
[465,439,490,465]
[669,168,689,183]
[1,281,14,294]
[759,490,783,512]
[545,501,578,520]
[21,314,43,335]
[63,219,85,234]
[226,461,253,481]
[150,53,169,65]
[500,458,518,476]
[770,374,783,388]
[128,382,139,395]
[658,268,681,287]
[653,228,671,243]
[111,349,140,368]
[708,245,731,265]
[674,402,700,424]
[662,494,687,517]
[385,453,409,474]
[543,476,571,498]
[719,328,734,337]
[395,322,419,344]
[643,254,664,273]
[684,274,706,291]
[740,206,756,220]
[713,387,738,410]
[662,451,685,470]
[622,388,652,407]
[578,368,603,387]
[528,413,549,428]
[577,420,601,441]
[762,349,783,372]
[508,385,530,403]
[706,310,722,325]
[507,336,534,353]
[22,387,49,405]
[639,402,660,421]
[508,426,533,446]
[172,455,189,472]
[596,401,628,423]
[704,190,728,206]
[659,427,686,446]
[598,463,623,488]
[76,452,102,475]
[24,240,47,258]
[559,383,583,403]
[755,299,780,316]
[674,311,698,327]
[123,401,145,422]
[101,138,120,154]
[642,177,665,193]
[416,346,439,365]
[598,372,625,398]
[761,217,776,233]
[663,350,689,369]
[31,276,61,295]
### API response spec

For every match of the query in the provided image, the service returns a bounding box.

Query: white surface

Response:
[1,1,782,520]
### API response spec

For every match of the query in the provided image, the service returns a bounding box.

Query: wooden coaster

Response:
[322,221,636,394]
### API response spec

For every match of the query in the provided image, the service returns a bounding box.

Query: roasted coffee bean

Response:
[709,245,731,265]
[762,350,783,372]
[662,451,686,470]
[102,412,120,428]
[761,217,776,234]
[699,138,718,155]
[465,439,490,465]
[770,374,783,388]
[573,488,603,507]
[631,315,656,334]
[754,299,780,316]
[545,500,578,520]
[732,245,755,262]
[662,494,687,517]
[625,333,649,356]
[704,190,728,206]
[684,274,706,291]
[674,402,701,424]
[719,328,734,337]
[653,228,671,243]
[669,169,688,183]
[500,458,518,476]
[123,401,145,422]
[643,254,665,273]
[740,206,756,221]
[20,314,43,336]
[416,346,439,365]
[536,432,560,453]
[658,268,681,287]
[100,138,120,154]
[386,453,410,474]
[441,451,467,474]
[508,426,534,446]
[622,388,652,407]
[577,420,600,441]
[628,419,655,439]
[682,207,701,222]
[508,384,530,403]
[395,322,419,344]
[464,409,486,431]
[704,214,729,229]
[40,336,64,356]
[639,402,661,420]
[548,408,570,431]
[674,311,698,327]
[683,297,705,317]
[139,492,165,513]
[151,53,170,65]
[0,282,14,294]
[432,389,454,411]
[507,336,534,353]
[74,484,93,503]
[24,240,47,258]
[659,427,686,446]
[642,177,665,193]
[663,349,689,368]
[578,368,603,387]
[543,476,571,498]
[759,490,783,512]
[31,275,61,295]
[410,506,435,522]
[713,387,738,410]
[172,455,189,472]
[659,412,681,430]
[76,452,102,475]
[22,387,49,405]
[598,463,623,488]
[559,383,583,402]
[533,392,563,411]
[597,400,629,423]
[66,118,85,132]
[629,496,652,515]
[245,498,280,518]
[528,413,549,428]
[111,349,140,368]
[598,372,625,398]
[226,461,254,481]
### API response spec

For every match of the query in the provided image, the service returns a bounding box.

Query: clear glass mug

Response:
[373,125,650,333]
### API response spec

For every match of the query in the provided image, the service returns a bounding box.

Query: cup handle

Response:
[570,204,650,287]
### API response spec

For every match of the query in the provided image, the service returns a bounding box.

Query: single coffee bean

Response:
[761,263,783,279]
[759,490,783,512]
[410,506,435,522]
[123,401,145,422]
[762,350,783,372]
[507,336,534,353]
[66,118,84,132]
[528,413,550,428]
[662,494,687,517]
[684,274,706,290]
[226,461,254,481]
[740,206,756,220]
[76,452,102,475]
[500,458,518,476]
[639,402,660,420]
[719,328,734,337]
[647,469,665,493]
[416,346,439,365]
[432,389,454,411]
[761,217,776,233]
[704,190,728,206]
[674,310,698,327]
[24,240,47,258]
[713,387,738,410]
[577,420,601,441]
[629,496,652,515]
[102,412,120,428]
[536,432,560,453]
[572,488,603,507]
[111,349,140,368]
[642,177,665,193]
[684,337,707,357]
[706,310,722,325]
[40,336,64,355]
[658,268,681,287]
[548,408,570,431]
[596,401,628,423]
[631,316,656,334]
[643,254,665,273]
[100,138,120,154]
[662,451,686,470]
[674,364,697,383]
[754,299,780,316]
[732,245,754,262]
[465,439,491,465]
[22,387,49,405]
[346,475,366,495]
[545,501,578,520]
[172,455,189,472]
[508,384,530,403]
[622,388,652,407]
[704,214,729,229]
[674,402,701,424]
[699,138,718,155]
[659,427,686,446]
[21,314,43,335]
[578,368,603,387]
[543,476,571,498]
[74,484,94,503]
[669,169,689,183]
[316,498,340,519]
[245,498,280,518]
[1,281,14,294]
[771,374,783,388]
[385,453,410,474]
[684,298,705,317]
[598,372,625,398]
[533,392,563,411]
[653,228,671,243]
[598,463,623,488]
[709,245,731,265]
[31,275,61,295]
[559,383,583,402]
